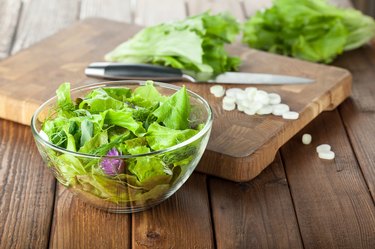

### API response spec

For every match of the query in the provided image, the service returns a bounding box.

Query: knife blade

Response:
[85,62,314,84]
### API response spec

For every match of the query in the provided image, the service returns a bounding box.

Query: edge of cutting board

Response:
[196,71,352,181]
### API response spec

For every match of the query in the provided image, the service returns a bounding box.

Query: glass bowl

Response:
[31,80,212,213]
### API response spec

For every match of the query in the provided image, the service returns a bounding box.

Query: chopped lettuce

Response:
[40,81,204,206]
[152,85,190,130]
[146,123,198,151]
[242,0,375,63]
[105,12,241,79]
[79,88,126,113]
[56,82,75,117]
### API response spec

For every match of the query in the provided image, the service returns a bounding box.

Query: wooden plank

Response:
[134,0,187,26]
[187,0,246,21]
[210,155,303,249]
[132,174,214,248]
[0,120,55,248]
[11,0,80,54]
[339,100,375,200]
[281,111,375,249]
[80,0,132,23]
[0,0,22,59]
[49,185,131,249]
[333,46,375,200]
[351,0,375,16]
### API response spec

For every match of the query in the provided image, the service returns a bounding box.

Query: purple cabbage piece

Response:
[101,148,125,176]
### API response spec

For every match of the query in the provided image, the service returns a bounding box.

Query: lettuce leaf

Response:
[152,85,190,130]
[102,109,146,137]
[133,80,166,106]
[56,82,75,117]
[127,145,172,182]
[79,88,126,113]
[146,122,198,151]
[242,0,375,63]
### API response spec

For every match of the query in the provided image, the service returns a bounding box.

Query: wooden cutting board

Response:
[0,18,351,181]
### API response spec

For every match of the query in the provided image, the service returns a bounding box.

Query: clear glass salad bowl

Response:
[31,81,212,213]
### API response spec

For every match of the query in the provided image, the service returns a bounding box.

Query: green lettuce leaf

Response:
[102,109,146,137]
[80,119,94,147]
[146,122,197,151]
[133,80,166,106]
[152,85,190,130]
[56,82,75,117]
[79,130,109,154]
[79,88,126,113]
[54,154,86,186]
[127,145,172,182]
[102,87,132,101]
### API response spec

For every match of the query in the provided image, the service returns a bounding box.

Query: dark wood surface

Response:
[0,0,374,248]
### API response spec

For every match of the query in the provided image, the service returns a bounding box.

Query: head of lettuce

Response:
[105,12,241,80]
[242,0,375,63]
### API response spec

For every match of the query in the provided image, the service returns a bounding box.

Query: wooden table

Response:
[1,0,374,248]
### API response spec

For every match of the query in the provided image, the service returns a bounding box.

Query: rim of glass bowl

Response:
[31,80,213,159]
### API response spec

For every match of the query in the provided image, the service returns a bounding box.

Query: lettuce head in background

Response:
[105,12,241,80]
[242,0,375,63]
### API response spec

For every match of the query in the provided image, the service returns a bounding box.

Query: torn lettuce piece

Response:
[56,82,75,117]
[79,130,109,154]
[127,145,172,183]
[146,122,198,151]
[102,109,146,137]
[133,80,167,106]
[152,85,190,130]
[79,88,126,113]
[54,154,87,186]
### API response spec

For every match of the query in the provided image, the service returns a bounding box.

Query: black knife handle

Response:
[87,63,185,81]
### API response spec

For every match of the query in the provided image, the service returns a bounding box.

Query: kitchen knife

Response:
[85,62,314,84]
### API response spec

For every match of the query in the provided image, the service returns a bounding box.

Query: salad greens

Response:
[41,81,205,205]
[242,0,375,63]
[105,12,241,80]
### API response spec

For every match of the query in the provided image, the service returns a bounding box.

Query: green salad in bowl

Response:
[31,80,212,213]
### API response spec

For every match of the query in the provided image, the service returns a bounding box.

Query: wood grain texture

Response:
[80,0,132,23]
[0,120,55,248]
[352,0,375,16]
[132,173,214,249]
[210,155,303,249]
[49,184,131,249]
[0,19,352,181]
[11,0,80,54]
[339,99,375,200]
[0,0,22,59]
[333,46,375,200]
[281,111,375,249]
[187,0,246,21]
[134,0,187,26]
